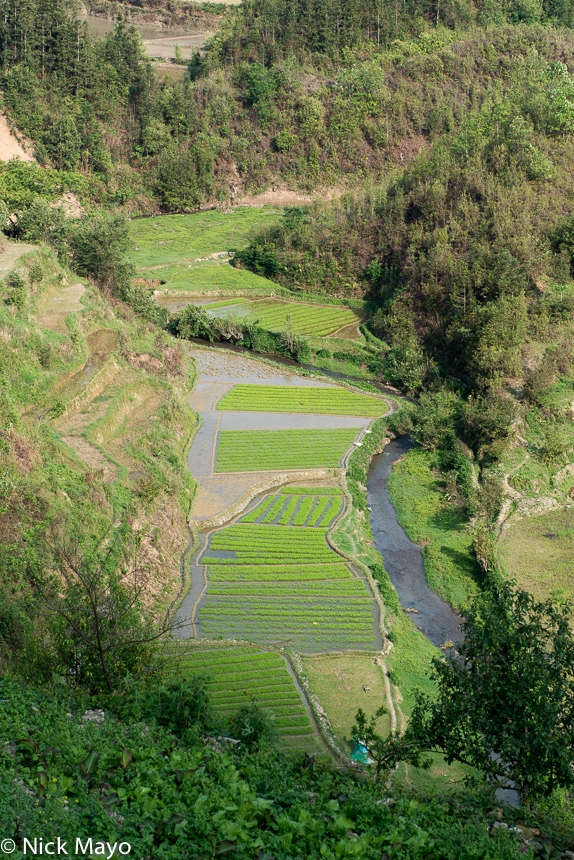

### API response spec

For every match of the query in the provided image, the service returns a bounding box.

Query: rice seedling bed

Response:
[241,495,276,523]
[307,497,330,526]
[208,564,352,581]
[217,385,386,416]
[262,495,289,523]
[203,298,360,337]
[292,497,315,525]
[199,504,378,652]
[318,496,344,526]
[239,493,346,528]
[282,487,344,495]
[177,644,319,750]
[208,581,367,597]
[215,428,359,471]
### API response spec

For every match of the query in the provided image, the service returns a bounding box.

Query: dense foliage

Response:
[406,582,574,803]
[0,676,549,859]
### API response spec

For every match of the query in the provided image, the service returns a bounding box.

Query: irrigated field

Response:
[197,496,380,651]
[217,384,387,416]
[175,644,323,752]
[204,297,361,336]
[215,428,360,471]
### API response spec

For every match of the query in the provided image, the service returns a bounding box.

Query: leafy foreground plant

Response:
[0,677,536,859]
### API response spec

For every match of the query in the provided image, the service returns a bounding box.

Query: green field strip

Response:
[277,726,317,737]
[262,495,289,523]
[278,495,299,524]
[203,300,359,337]
[210,523,332,542]
[215,428,359,471]
[207,680,297,694]
[307,497,330,526]
[176,643,315,746]
[208,581,367,596]
[318,496,344,527]
[217,385,386,416]
[282,487,345,495]
[292,496,315,525]
[240,495,276,523]
[275,715,312,727]
[208,564,353,581]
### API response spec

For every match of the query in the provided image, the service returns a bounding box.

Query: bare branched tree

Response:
[34,521,191,693]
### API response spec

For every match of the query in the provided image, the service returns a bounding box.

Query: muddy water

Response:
[366,437,463,649]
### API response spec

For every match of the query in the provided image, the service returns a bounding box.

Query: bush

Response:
[228,700,277,749]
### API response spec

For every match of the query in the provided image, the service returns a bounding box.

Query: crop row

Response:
[307,497,330,526]
[208,564,352,581]
[278,495,299,524]
[241,496,275,523]
[240,493,345,528]
[262,495,289,523]
[182,656,284,671]
[206,591,364,601]
[203,300,358,337]
[217,384,386,417]
[211,688,302,703]
[282,487,344,496]
[292,496,315,525]
[215,429,358,472]
[208,582,366,596]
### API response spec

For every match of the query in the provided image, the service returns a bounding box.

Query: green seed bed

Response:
[281,487,345,495]
[306,497,330,527]
[208,564,353,581]
[217,385,386,416]
[215,428,359,472]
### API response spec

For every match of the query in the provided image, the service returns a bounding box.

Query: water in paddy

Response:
[366,437,463,649]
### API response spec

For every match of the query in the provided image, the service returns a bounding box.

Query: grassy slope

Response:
[387,449,482,611]
[0,241,198,614]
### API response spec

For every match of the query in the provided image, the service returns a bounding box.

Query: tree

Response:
[36,520,186,693]
[69,212,134,291]
[405,582,574,802]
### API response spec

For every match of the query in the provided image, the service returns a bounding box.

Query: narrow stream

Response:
[366,437,463,649]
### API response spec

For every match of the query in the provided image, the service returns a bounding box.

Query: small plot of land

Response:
[175,644,323,753]
[198,518,380,651]
[130,208,281,273]
[153,264,275,295]
[242,492,345,527]
[215,428,360,472]
[204,297,362,337]
[217,384,387,416]
[498,509,574,604]
[301,654,392,744]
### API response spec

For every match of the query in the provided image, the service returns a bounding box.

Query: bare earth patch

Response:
[0,115,34,162]
[37,282,86,332]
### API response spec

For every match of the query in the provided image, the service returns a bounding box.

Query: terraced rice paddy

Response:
[197,498,380,651]
[242,492,344,527]
[204,298,361,337]
[217,384,387,416]
[175,644,322,752]
[215,428,360,472]
[130,209,281,273]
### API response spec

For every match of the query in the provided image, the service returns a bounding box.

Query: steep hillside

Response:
[0,240,197,674]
